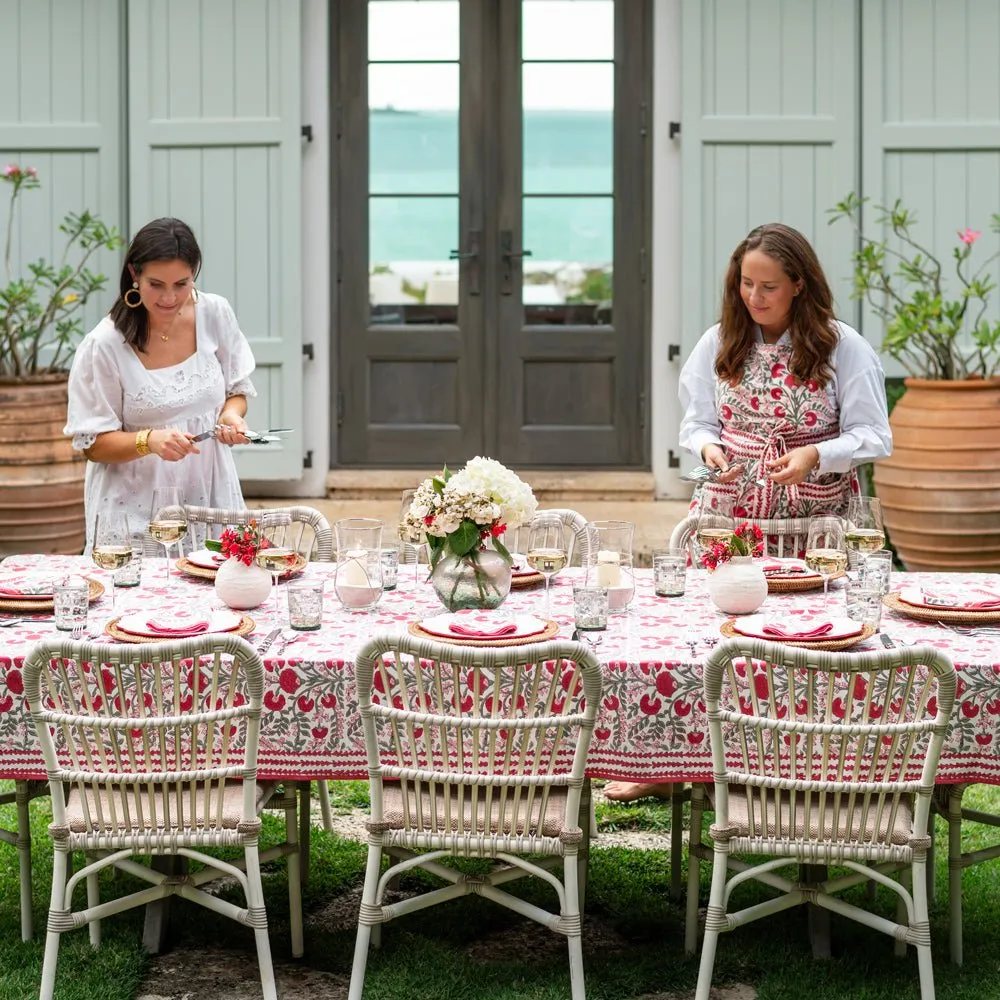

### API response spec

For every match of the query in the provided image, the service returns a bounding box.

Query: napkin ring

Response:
[135,428,152,457]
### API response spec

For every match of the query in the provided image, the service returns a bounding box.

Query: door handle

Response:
[449,229,480,296]
[500,229,532,295]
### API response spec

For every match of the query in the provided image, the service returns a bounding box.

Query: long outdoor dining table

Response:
[1,553,999,786]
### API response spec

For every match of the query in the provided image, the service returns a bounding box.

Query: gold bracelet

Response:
[135,428,152,457]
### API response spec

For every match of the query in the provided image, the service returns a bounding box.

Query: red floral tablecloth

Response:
[1,554,999,784]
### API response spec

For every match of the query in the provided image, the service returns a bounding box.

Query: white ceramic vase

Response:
[214,557,272,610]
[706,555,767,616]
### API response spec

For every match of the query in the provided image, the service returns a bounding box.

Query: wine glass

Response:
[805,516,848,608]
[149,487,188,589]
[695,494,735,568]
[398,489,425,590]
[845,496,886,573]
[526,514,569,618]
[254,515,298,621]
[92,511,132,612]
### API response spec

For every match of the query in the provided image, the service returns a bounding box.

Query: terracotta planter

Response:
[0,375,85,556]
[873,378,1000,571]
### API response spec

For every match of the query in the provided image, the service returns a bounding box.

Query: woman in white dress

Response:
[65,218,256,553]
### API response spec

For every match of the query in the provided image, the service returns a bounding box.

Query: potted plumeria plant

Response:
[701,522,768,616]
[402,456,538,611]
[1,163,123,556]
[829,194,1000,570]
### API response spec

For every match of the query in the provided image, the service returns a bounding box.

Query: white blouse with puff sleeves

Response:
[64,292,257,553]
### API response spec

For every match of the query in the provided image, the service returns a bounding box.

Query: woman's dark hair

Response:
[716,222,838,387]
[109,218,202,352]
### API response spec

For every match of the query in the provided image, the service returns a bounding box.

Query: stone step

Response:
[325,468,656,502]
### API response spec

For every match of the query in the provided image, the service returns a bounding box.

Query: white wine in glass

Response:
[805,516,848,608]
[845,497,886,559]
[149,487,187,589]
[526,515,568,617]
[695,495,735,566]
[256,545,298,619]
[92,510,131,611]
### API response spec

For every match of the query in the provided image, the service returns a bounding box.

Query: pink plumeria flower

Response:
[2,164,20,178]
[25,166,37,178]
[958,228,981,245]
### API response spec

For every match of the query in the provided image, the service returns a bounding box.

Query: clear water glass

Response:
[113,536,144,588]
[53,579,89,632]
[287,581,324,631]
[380,547,399,590]
[652,547,687,597]
[859,549,893,595]
[844,577,884,632]
[573,585,609,631]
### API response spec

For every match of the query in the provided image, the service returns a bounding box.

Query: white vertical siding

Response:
[680,0,860,361]
[128,0,304,480]
[0,0,124,341]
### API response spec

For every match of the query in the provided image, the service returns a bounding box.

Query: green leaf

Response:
[204,538,222,552]
[492,536,513,564]
[447,519,481,558]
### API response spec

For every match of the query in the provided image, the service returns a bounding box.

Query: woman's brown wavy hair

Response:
[716,223,839,387]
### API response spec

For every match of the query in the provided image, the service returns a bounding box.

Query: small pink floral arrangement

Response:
[219,520,270,566]
[701,522,764,571]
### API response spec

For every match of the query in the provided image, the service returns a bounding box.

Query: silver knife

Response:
[880,633,895,649]
[256,627,282,654]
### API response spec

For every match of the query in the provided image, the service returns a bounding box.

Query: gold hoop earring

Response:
[124,282,142,309]
[191,285,199,303]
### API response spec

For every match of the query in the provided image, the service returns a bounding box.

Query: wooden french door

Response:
[336,0,650,468]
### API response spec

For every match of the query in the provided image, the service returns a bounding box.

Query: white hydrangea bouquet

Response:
[402,456,537,572]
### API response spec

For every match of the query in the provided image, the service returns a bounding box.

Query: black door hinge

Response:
[669,121,681,139]
[337,390,344,428]
[303,450,313,470]
[668,344,681,361]
[302,343,314,361]
[301,124,313,142]
[668,450,681,469]
[639,102,648,138]
[638,391,647,430]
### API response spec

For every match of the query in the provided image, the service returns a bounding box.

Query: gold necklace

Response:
[152,307,184,343]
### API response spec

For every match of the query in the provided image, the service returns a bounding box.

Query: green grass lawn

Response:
[4,780,1000,999]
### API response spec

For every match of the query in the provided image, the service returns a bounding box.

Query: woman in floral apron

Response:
[605,223,892,803]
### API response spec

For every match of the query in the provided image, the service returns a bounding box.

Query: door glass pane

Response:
[368,1,460,324]
[368,1,459,60]
[521,2,614,325]
[522,0,614,60]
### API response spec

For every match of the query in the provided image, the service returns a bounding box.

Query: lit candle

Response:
[595,550,622,588]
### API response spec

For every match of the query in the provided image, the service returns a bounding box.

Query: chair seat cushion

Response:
[63,780,277,833]
[379,782,569,838]
[710,785,914,846]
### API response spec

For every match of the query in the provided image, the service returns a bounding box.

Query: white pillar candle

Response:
[338,549,371,588]
[595,550,622,588]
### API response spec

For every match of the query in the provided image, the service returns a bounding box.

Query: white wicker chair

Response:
[0,779,48,940]
[348,635,603,1000]
[687,638,956,1000]
[506,508,590,566]
[24,635,304,1000]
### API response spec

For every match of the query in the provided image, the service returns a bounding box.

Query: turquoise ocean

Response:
[369,109,614,264]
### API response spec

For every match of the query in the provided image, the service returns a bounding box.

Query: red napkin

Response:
[448,621,519,638]
[144,618,210,637]
[760,622,834,640]
[0,587,50,597]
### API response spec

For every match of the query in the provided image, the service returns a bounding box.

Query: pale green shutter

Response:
[861,0,1000,375]
[680,0,860,368]
[127,0,304,479]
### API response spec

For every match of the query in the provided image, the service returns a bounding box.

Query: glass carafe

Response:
[584,520,635,613]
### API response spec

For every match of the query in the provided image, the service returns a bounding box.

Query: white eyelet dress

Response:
[64,292,257,554]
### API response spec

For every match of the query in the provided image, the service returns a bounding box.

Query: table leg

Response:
[802,863,831,959]
[142,855,188,953]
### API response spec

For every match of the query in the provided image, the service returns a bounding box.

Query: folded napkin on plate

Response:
[762,560,814,577]
[922,588,1000,610]
[760,621,835,640]
[0,587,50,597]
[448,621,518,639]
[144,618,210,636]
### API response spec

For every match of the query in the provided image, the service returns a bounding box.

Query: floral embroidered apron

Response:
[694,340,858,519]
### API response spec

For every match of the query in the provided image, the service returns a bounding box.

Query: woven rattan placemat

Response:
[407,617,560,647]
[765,570,844,594]
[510,571,544,589]
[720,619,875,651]
[176,553,307,582]
[0,576,105,614]
[103,614,255,644]
[882,590,1000,624]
